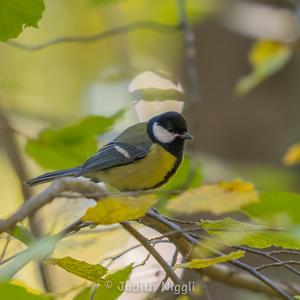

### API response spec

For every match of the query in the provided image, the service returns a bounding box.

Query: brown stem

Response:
[0,110,52,291]
[121,221,182,286]
[8,21,181,52]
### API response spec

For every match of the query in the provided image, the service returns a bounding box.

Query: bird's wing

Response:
[77,122,153,175]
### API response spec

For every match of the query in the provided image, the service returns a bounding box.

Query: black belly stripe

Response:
[149,155,182,190]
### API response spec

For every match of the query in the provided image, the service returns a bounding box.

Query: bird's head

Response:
[147,111,192,156]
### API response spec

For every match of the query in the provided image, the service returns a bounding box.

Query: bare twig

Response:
[101,240,171,268]
[133,252,151,269]
[0,235,11,262]
[234,246,300,277]
[163,216,198,225]
[256,261,300,271]
[0,178,106,234]
[149,249,180,299]
[269,249,300,256]
[142,210,297,300]
[1,177,300,298]
[0,109,52,291]
[121,222,183,286]
[8,21,181,52]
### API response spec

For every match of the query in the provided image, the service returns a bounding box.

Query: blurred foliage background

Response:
[2,0,300,299]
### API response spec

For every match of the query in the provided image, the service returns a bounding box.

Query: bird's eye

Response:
[168,128,176,133]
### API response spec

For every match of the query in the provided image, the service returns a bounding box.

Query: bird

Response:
[26,111,192,191]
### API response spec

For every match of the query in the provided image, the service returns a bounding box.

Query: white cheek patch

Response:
[153,122,177,143]
[114,145,130,159]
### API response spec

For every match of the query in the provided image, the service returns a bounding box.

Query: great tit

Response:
[26,111,192,191]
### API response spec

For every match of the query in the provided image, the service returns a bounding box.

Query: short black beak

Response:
[181,132,193,140]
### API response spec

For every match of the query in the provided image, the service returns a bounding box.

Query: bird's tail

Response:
[26,167,80,186]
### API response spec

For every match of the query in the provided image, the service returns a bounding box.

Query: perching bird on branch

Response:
[26,111,192,191]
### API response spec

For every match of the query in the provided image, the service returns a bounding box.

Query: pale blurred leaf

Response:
[174,250,244,269]
[82,195,157,225]
[0,0,45,42]
[201,218,300,249]
[26,111,123,170]
[0,282,51,299]
[283,143,300,166]
[48,256,107,283]
[167,179,259,215]
[236,40,292,95]
[0,236,59,280]
[95,264,132,300]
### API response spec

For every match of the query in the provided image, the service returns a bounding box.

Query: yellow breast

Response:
[97,144,178,191]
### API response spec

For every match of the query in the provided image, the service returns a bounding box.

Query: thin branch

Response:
[269,249,300,256]
[142,210,298,300]
[121,221,183,286]
[0,235,11,262]
[133,252,151,269]
[8,21,181,52]
[163,216,198,225]
[0,109,52,291]
[256,261,300,271]
[148,249,180,300]
[0,178,106,234]
[101,240,171,268]
[234,246,300,277]
[230,260,294,300]
[2,177,300,298]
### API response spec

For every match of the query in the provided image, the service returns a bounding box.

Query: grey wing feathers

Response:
[76,141,150,175]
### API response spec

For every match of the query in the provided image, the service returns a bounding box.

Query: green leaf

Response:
[95,264,132,300]
[10,224,35,245]
[0,282,51,300]
[236,40,292,95]
[201,218,300,249]
[131,88,184,102]
[26,111,123,170]
[175,250,244,269]
[0,0,45,42]
[82,195,157,225]
[48,256,107,283]
[0,236,59,281]
[244,191,300,226]
[167,179,259,215]
[74,287,92,300]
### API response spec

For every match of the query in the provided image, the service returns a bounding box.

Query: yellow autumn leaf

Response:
[283,143,300,166]
[236,39,292,95]
[174,250,245,269]
[167,179,259,215]
[48,256,107,283]
[82,195,157,224]
[249,40,290,67]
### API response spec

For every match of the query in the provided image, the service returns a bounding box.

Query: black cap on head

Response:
[153,111,188,134]
[147,111,192,157]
